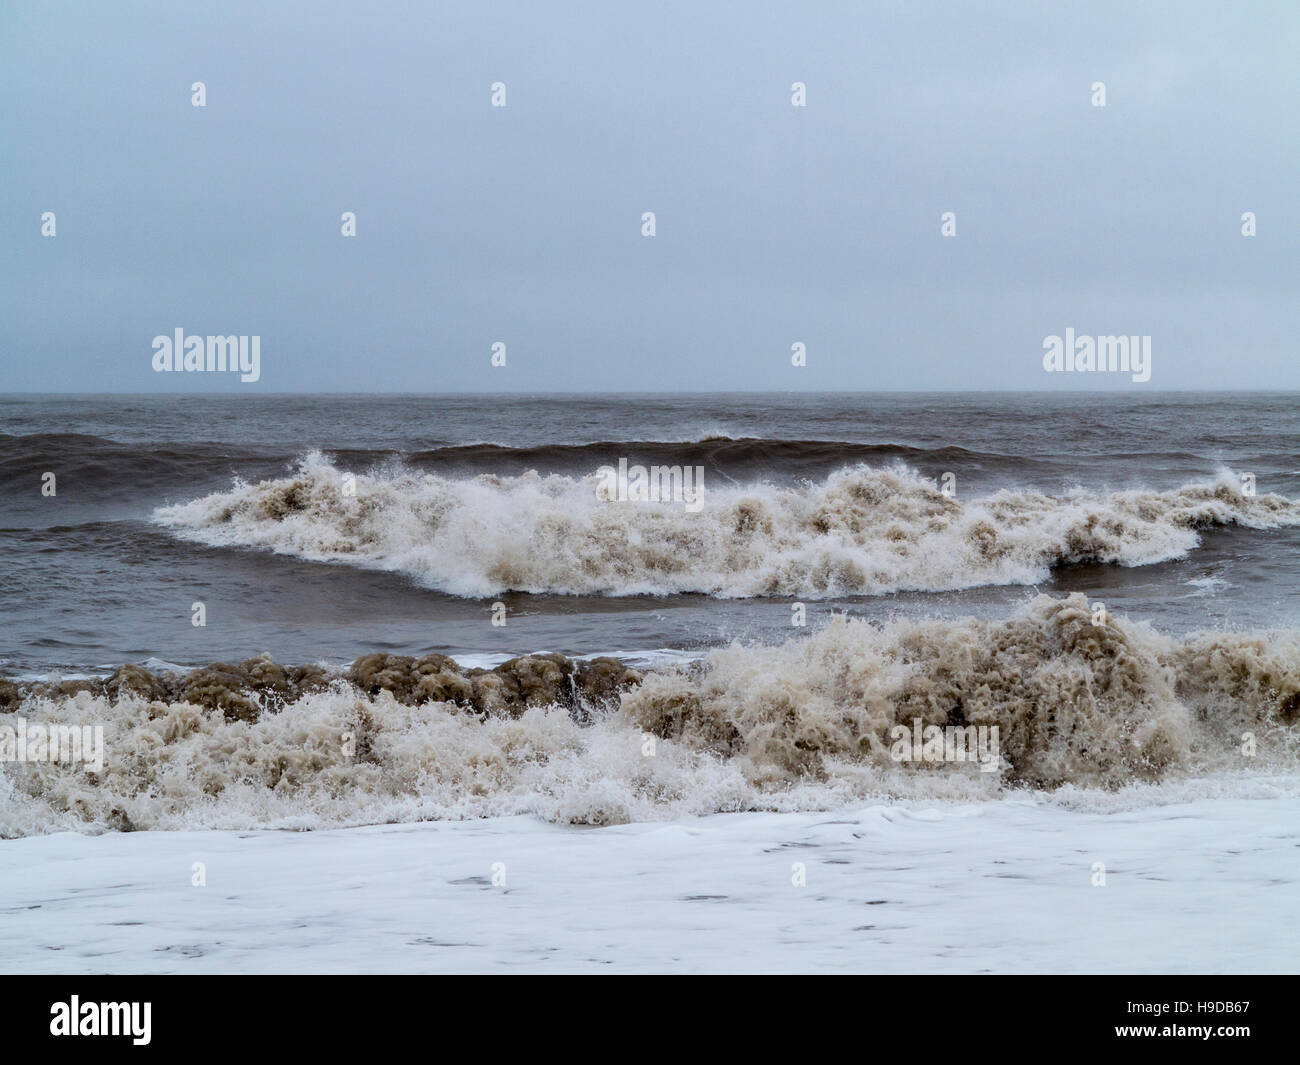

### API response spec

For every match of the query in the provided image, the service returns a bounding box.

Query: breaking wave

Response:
[3,594,1299,836]
[151,453,1300,598]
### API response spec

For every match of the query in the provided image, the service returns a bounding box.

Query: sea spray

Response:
[151,454,1300,599]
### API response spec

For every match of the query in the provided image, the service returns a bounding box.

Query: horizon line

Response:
[4,388,1299,397]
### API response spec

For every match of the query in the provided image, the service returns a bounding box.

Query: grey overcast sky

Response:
[1,0,1296,392]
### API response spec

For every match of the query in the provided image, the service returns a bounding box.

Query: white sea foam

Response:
[5,796,1299,973]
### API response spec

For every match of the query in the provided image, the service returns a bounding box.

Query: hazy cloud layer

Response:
[1,0,1296,391]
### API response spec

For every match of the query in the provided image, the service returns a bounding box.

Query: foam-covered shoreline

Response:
[3,594,1299,836]
[151,455,1300,598]
[7,797,1300,973]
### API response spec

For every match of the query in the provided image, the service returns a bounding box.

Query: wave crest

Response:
[3,595,1299,835]
[152,454,1300,598]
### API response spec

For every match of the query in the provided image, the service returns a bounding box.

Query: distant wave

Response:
[0,430,1024,488]
[0,432,278,497]
[1,430,1260,498]
[4,594,1299,834]
[150,452,1300,599]
[393,437,1012,475]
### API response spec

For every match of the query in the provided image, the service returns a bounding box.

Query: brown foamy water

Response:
[4,594,1298,837]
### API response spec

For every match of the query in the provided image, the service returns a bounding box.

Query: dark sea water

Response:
[2,392,1297,675]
